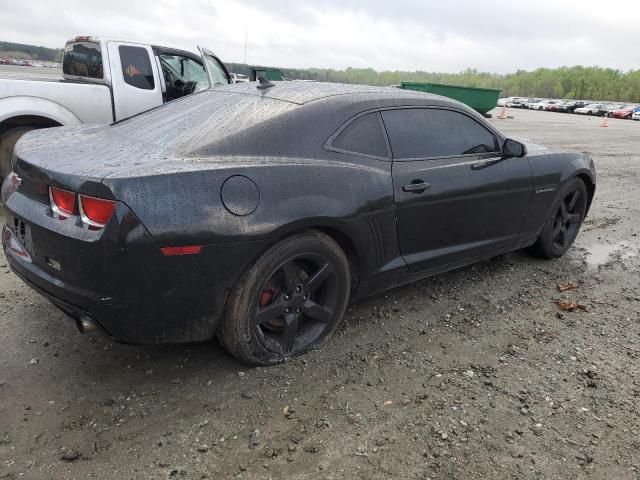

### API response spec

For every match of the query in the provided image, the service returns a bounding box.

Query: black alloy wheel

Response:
[254,254,341,355]
[532,178,588,259]
[219,231,350,365]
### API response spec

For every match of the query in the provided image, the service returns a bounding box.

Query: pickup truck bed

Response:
[0,77,113,126]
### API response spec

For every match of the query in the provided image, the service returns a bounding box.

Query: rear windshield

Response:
[63,41,103,79]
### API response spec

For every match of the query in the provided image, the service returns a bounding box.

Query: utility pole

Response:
[243,27,248,65]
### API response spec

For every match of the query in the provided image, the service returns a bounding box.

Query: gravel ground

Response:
[1,108,639,480]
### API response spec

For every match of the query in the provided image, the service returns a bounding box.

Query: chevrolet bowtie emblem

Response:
[12,174,22,191]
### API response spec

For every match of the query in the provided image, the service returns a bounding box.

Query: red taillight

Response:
[79,195,116,227]
[49,187,76,218]
[160,245,203,256]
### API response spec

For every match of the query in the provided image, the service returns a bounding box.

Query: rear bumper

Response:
[2,189,268,344]
[2,218,222,344]
[8,257,101,334]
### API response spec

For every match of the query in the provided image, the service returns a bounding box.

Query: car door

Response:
[382,107,533,272]
[198,46,232,86]
[107,42,163,121]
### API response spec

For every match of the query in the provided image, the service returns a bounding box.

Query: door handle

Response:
[402,181,431,193]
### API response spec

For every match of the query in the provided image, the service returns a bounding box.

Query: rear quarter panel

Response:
[101,155,401,292]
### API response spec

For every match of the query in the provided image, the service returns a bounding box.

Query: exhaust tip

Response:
[78,316,98,334]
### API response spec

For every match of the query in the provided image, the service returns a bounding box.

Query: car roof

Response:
[214,80,447,106]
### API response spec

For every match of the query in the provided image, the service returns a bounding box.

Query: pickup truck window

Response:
[63,41,103,79]
[119,46,155,90]
[159,54,209,101]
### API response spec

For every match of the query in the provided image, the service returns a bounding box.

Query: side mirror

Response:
[502,138,527,158]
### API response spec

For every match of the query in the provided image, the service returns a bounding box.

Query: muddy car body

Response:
[2,82,596,365]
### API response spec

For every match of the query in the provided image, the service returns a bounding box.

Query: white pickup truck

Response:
[0,36,231,181]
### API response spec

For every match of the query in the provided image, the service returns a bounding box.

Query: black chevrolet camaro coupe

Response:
[2,81,595,365]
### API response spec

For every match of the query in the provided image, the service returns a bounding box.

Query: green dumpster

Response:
[399,82,501,116]
[249,66,285,82]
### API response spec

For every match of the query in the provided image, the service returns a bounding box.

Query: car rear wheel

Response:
[532,178,587,259]
[218,231,350,365]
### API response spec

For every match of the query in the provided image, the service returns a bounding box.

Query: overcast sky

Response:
[2,0,639,73]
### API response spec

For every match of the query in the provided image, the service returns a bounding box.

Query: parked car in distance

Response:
[610,105,638,119]
[632,109,640,121]
[230,72,249,83]
[528,100,546,110]
[522,98,541,109]
[603,104,623,117]
[574,103,609,116]
[506,97,526,107]
[0,35,231,183]
[2,81,596,365]
[544,100,564,112]
[557,101,587,113]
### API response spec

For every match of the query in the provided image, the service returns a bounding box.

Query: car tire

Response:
[218,231,351,366]
[0,127,36,184]
[531,178,588,259]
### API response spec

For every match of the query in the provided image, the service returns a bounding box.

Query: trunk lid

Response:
[13,124,161,199]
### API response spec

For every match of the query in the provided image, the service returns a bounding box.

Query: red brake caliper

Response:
[259,287,276,307]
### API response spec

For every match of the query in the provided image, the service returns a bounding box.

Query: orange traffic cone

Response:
[600,114,609,127]
[498,104,508,119]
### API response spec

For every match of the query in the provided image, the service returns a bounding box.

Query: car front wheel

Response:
[219,231,351,365]
[532,178,588,259]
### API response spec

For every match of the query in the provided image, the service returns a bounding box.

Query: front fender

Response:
[0,96,82,126]
[521,151,596,240]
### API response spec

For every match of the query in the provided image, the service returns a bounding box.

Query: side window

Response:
[203,54,230,86]
[381,109,498,159]
[330,112,389,158]
[119,46,155,90]
[159,53,210,101]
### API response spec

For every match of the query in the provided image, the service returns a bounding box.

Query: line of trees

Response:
[0,41,63,62]
[228,63,640,103]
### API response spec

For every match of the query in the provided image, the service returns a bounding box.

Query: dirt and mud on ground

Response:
[1,109,639,479]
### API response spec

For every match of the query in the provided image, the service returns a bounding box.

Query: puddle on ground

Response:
[575,241,639,268]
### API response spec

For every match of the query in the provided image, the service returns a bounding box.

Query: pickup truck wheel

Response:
[0,127,36,183]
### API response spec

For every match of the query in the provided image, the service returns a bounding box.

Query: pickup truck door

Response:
[198,46,232,86]
[107,41,163,121]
